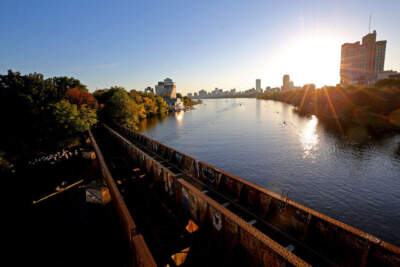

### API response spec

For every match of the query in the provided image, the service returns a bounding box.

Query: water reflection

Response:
[139,99,400,245]
[138,113,169,131]
[175,111,184,123]
[300,115,319,159]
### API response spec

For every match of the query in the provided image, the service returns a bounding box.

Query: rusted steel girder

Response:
[89,129,156,267]
[109,123,400,266]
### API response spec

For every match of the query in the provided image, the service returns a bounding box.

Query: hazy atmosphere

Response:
[1,0,400,93]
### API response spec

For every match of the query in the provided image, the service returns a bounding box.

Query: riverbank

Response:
[257,80,400,138]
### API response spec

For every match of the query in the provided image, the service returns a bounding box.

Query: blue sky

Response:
[1,0,399,93]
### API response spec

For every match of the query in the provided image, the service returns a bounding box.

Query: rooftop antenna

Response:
[369,13,372,33]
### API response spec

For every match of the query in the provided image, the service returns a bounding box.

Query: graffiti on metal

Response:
[105,124,400,266]
[177,178,310,267]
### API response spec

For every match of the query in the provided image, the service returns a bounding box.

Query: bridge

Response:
[89,123,400,267]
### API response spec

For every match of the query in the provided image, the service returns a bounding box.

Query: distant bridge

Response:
[89,124,400,267]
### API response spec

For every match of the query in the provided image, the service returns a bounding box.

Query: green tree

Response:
[53,100,97,135]
[0,70,96,154]
[100,87,140,129]
[155,95,169,113]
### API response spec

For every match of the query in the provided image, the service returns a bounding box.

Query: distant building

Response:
[211,88,223,96]
[340,31,387,86]
[187,93,193,98]
[377,70,400,81]
[198,89,207,98]
[282,74,294,91]
[194,92,198,98]
[144,86,154,94]
[245,88,256,94]
[164,97,184,111]
[375,40,387,73]
[155,78,177,98]
[256,79,261,91]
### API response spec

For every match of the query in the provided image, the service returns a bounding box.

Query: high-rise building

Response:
[198,89,207,98]
[340,30,386,85]
[155,78,177,98]
[282,74,293,91]
[256,79,261,91]
[375,40,387,73]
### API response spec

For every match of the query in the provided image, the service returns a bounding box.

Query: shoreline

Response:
[257,85,400,139]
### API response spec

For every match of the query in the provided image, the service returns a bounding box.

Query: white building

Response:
[155,78,177,98]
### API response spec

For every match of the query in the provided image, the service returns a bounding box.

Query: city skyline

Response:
[1,0,400,93]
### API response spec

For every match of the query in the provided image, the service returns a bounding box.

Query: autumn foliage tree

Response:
[65,88,98,109]
[0,70,97,154]
[94,87,169,130]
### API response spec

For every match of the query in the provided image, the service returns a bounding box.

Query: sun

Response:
[279,35,341,87]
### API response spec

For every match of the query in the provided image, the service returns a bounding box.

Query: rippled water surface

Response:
[139,98,400,245]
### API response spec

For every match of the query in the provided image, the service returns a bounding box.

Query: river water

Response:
[138,98,400,246]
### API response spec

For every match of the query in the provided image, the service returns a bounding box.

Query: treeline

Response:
[93,87,169,130]
[0,70,98,158]
[0,70,172,167]
[183,96,202,106]
[257,79,400,134]
[176,93,202,106]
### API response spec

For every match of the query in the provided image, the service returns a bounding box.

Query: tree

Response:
[0,70,97,153]
[52,76,88,93]
[94,87,170,130]
[100,87,140,129]
[65,88,98,109]
[155,95,169,113]
[52,100,97,135]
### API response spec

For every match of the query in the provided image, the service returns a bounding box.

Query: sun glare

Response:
[300,115,319,159]
[279,36,340,87]
[175,111,184,122]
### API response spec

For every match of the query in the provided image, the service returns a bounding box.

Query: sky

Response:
[1,0,399,94]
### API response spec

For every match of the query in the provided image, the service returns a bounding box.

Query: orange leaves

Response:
[65,88,97,109]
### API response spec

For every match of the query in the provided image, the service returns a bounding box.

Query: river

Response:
[138,98,400,246]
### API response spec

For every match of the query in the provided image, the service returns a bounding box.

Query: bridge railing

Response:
[132,234,157,267]
[104,124,309,266]
[177,178,310,267]
[107,123,400,266]
[197,161,400,266]
[89,129,157,267]
[114,124,199,178]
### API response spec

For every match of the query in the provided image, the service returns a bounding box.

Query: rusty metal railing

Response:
[89,129,156,267]
[109,123,400,267]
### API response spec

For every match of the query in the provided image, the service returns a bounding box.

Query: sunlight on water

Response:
[175,111,184,122]
[140,99,400,246]
[300,115,319,159]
